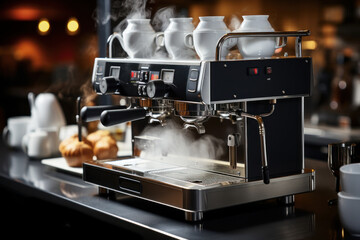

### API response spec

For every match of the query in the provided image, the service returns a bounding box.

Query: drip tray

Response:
[105,158,244,187]
[149,168,243,186]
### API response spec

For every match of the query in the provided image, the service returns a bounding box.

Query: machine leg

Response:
[278,195,295,205]
[98,187,109,196]
[185,211,203,222]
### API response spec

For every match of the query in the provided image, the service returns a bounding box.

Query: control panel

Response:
[92,57,312,104]
[92,58,202,101]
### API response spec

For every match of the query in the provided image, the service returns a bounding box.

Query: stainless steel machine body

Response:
[82,31,315,221]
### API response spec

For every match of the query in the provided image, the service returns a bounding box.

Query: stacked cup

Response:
[338,163,360,236]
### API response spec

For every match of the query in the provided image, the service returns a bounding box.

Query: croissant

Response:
[93,135,118,160]
[60,138,93,167]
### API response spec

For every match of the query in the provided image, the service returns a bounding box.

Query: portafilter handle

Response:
[100,108,147,127]
[80,105,127,122]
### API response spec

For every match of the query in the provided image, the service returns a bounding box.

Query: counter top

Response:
[0,141,354,239]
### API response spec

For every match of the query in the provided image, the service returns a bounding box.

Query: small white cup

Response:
[22,130,51,158]
[235,15,286,59]
[2,116,31,148]
[109,19,157,59]
[156,18,197,60]
[41,127,61,156]
[340,163,360,196]
[338,192,360,236]
[184,16,234,61]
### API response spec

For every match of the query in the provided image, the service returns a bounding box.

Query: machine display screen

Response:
[161,69,175,84]
[110,66,120,79]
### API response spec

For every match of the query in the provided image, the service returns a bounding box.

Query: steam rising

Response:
[229,15,241,31]
[151,6,175,31]
[137,121,225,162]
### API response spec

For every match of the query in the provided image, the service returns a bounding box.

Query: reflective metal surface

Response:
[0,140,354,239]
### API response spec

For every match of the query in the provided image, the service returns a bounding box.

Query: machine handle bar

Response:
[215,30,311,60]
[100,108,147,127]
[80,105,127,122]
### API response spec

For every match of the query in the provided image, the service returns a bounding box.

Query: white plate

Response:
[42,157,83,175]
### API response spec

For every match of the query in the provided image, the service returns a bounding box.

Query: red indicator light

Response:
[151,74,159,80]
[266,67,272,74]
[248,67,259,76]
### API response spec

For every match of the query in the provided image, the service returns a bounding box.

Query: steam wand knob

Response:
[99,76,120,95]
[146,80,170,99]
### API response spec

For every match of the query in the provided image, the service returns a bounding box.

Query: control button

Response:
[150,71,159,80]
[265,67,272,75]
[110,66,121,79]
[187,80,197,93]
[141,71,149,82]
[189,69,199,81]
[131,71,140,79]
[248,67,259,76]
[97,65,104,74]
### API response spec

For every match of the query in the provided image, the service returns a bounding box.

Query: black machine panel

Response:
[246,98,304,181]
[210,57,312,102]
[93,57,312,103]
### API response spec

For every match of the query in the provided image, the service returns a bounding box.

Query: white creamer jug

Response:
[184,16,234,61]
[156,18,197,60]
[235,15,286,59]
[109,19,158,58]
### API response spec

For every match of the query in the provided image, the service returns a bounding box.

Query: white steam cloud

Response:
[151,6,175,32]
[136,121,225,163]
[229,14,241,31]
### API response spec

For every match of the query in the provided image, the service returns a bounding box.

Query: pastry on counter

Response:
[59,134,91,153]
[86,130,111,147]
[59,137,94,167]
[93,135,118,160]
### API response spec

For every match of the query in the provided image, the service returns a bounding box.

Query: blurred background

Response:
[0,0,359,159]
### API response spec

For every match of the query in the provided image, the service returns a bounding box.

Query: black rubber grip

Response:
[262,166,270,184]
[100,108,146,126]
[80,105,126,122]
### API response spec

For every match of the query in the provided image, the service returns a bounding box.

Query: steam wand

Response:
[76,96,82,142]
[236,99,276,184]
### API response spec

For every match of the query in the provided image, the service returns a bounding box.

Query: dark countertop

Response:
[0,140,356,239]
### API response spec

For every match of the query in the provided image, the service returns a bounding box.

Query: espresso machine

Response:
[82,31,315,221]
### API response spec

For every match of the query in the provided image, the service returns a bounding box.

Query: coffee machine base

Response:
[83,158,315,221]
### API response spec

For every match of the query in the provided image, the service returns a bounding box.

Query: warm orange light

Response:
[303,40,317,50]
[67,17,79,35]
[38,19,50,35]
[275,47,283,54]
[7,7,40,21]
[13,38,52,70]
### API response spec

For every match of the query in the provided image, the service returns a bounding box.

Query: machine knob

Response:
[99,76,120,94]
[146,80,170,98]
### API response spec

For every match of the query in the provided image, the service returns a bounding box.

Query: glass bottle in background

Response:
[352,61,360,107]
[329,50,354,127]
[351,60,360,126]
[330,53,353,109]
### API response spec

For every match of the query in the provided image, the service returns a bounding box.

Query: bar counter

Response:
[0,139,355,239]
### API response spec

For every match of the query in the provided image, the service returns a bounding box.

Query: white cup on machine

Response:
[155,17,197,60]
[234,15,286,59]
[108,19,159,59]
[2,116,31,148]
[184,16,235,61]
